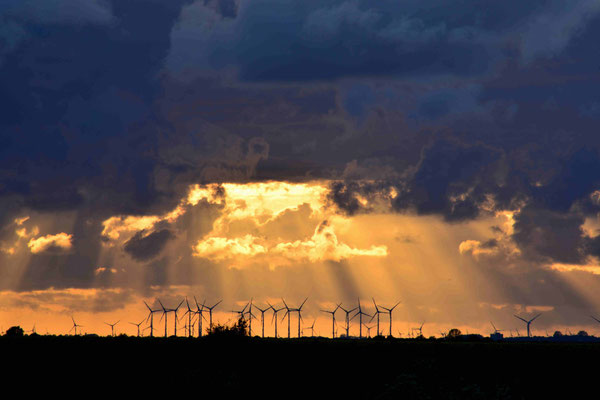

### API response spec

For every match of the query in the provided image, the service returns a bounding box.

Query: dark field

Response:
[3,335,597,398]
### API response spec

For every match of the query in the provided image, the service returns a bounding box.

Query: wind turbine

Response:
[233,301,249,320]
[254,305,270,338]
[181,298,196,337]
[490,321,505,337]
[411,322,424,338]
[158,299,184,337]
[514,313,542,338]
[194,297,207,337]
[371,298,385,336]
[354,298,372,338]
[245,298,257,337]
[25,324,36,335]
[70,317,83,336]
[158,299,170,337]
[204,299,222,333]
[281,298,308,338]
[320,303,341,338]
[296,297,308,338]
[303,319,317,337]
[129,318,145,337]
[339,304,358,337]
[363,323,375,338]
[268,301,285,338]
[105,320,120,337]
[281,298,292,338]
[380,301,401,337]
[172,300,184,337]
[144,300,161,337]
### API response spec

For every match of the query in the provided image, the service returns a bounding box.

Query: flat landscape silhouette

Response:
[3,328,598,399]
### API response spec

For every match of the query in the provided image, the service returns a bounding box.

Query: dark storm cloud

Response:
[0,0,194,216]
[171,0,595,82]
[3,0,600,291]
[124,229,175,262]
[512,206,587,264]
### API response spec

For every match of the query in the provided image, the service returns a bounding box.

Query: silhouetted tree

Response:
[5,326,24,337]
[553,330,563,337]
[208,316,248,337]
[577,330,589,336]
[447,328,462,338]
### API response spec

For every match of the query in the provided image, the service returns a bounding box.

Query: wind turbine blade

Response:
[144,301,154,312]
[514,315,528,323]
[299,297,308,310]
[530,313,542,322]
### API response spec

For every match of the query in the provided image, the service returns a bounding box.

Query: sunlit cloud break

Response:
[27,233,73,254]
[193,219,388,264]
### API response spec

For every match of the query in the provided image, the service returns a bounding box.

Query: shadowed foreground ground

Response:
[2,335,596,398]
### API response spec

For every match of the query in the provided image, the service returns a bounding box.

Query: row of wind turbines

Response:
[68,297,402,338]
[65,298,599,339]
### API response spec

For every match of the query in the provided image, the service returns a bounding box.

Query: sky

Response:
[3,0,600,337]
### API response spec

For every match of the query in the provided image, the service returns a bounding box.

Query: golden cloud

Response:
[187,181,327,227]
[27,233,73,254]
[458,240,498,258]
[193,220,387,265]
[193,235,268,260]
[101,215,160,241]
[272,220,388,262]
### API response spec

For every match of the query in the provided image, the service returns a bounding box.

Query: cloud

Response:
[193,234,268,260]
[518,0,600,63]
[123,229,175,262]
[192,219,387,265]
[272,219,388,262]
[459,239,499,258]
[27,232,73,254]
[2,0,114,26]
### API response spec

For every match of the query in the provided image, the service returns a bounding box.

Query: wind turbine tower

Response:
[268,301,285,338]
[204,299,222,333]
[339,304,358,337]
[172,300,184,337]
[182,298,195,337]
[380,301,401,337]
[296,297,308,338]
[254,305,269,338]
[281,298,292,338]
[144,301,161,338]
[320,303,341,338]
[354,298,372,338]
[371,298,385,336]
[194,297,206,337]
[245,298,257,337]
